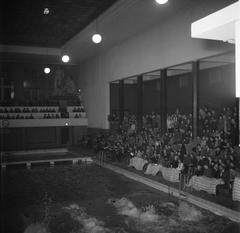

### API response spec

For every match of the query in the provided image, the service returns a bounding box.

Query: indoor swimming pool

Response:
[1,162,237,233]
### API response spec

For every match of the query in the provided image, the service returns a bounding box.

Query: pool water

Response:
[2,163,234,233]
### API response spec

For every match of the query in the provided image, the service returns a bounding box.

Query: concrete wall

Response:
[1,126,88,151]
[76,0,234,129]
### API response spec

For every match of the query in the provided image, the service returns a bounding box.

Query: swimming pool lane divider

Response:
[95,160,240,223]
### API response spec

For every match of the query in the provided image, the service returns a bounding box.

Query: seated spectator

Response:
[87,105,239,200]
[195,165,204,176]
[212,163,220,178]
[203,164,213,178]
[216,165,231,195]
[171,155,179,168]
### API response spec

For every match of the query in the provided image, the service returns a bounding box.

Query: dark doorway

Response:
[61,127,69,145]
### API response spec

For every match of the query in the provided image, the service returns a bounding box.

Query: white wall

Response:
[77,0,234,129]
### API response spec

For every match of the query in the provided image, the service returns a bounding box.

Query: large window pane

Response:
[166,63,193,141]
[123,77,137,132]
[143,71,161,129]
[109,80,120,130]
[199,52,237,144]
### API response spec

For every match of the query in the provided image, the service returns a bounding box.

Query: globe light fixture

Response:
[43,7,50,15]
[44,67,51,74]
[92,34,102,44]
[155,0,168,4]
[62,55,70,63]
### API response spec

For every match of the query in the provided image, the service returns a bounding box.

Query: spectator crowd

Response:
[88,106,240,196]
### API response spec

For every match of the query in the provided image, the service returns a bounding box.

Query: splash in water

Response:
[23,192,52,233]
[23,223,49,233]
[178,201,203,222]
[108,197,204,233]
[108,197,159,223]
[64,204,108,233]
[108,197,176,232]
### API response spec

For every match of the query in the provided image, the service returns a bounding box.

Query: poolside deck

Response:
[0,149,93,168]
[95,160,240,223]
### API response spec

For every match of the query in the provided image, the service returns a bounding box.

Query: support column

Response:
[119,79,124,127]
[236,98,239,146]
[192,61,199,139]
[160,69,167,133]
[235,20,240,97]
[137,75,143,131]
[235,20,240,145]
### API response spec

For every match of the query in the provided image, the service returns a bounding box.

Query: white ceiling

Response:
[1,0,236,66]
[61,0,192,64]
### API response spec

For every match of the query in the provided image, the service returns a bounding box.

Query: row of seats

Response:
[0,105,87,120]
[0,113,61,120]
[67,106,85,113]
[0,107,58,113]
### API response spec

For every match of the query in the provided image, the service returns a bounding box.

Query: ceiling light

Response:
[155,0,168,4]
[92,34,102,44]
[62,55,70,63]
[43,8,50,15]
[44,67,51,74]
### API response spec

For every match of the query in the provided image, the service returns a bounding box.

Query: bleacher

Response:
[0,106,60,120]
[0,104,88,151]
[0,105,87,128]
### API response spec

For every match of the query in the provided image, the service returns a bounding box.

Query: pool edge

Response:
[95,160,240,223]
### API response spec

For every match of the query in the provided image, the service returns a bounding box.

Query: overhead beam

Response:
[191,1,240,97]
[191,1,240,42]
[0,45,61,56]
